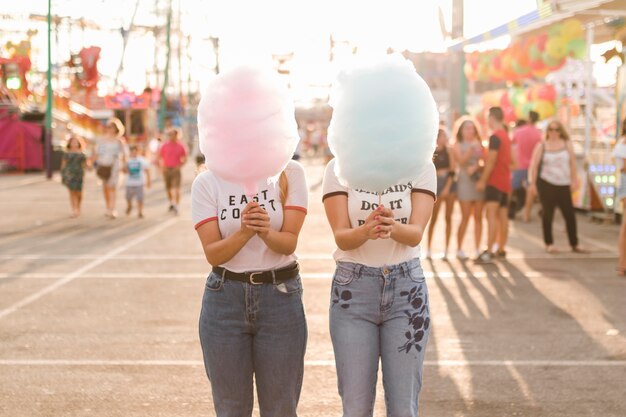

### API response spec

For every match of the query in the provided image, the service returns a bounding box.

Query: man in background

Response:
[476,107,514,263]
[158,128,187,215]
[513,110,542,222]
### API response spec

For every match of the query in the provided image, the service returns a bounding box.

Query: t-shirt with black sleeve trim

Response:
[322,158,437,267]
[191,160,308,273]
[489,134,501,150]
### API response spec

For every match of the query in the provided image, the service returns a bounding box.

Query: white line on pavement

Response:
[0,271,544,280]
[0,218,180,320]
[0,253,616,261]
[0,359,625,367]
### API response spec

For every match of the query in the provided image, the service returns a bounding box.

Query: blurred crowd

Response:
[427,106,594,264]
[59,116,187,219]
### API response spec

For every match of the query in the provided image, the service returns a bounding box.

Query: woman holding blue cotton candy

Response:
[322,55,438,416]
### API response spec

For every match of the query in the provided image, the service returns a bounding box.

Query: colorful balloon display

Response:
[465,19,586,83]
[481,84,557,123]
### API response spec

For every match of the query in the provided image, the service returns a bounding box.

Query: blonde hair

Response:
[279,171,288,204]
[545,120,570,141]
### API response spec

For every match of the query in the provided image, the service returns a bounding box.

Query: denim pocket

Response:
[332,264,356,286]
[407,265,426,283]
[274,276,303,295]
[205,272,224,292]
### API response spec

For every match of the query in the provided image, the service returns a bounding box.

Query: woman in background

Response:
[452,118,485,260]
[528,120,587,254]
[93,118,126,219]
[61,135,87,218]
[613,120,626,275]
[426,128,456,259]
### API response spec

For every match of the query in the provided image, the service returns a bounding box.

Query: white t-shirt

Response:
[614,139,626,171]
[191,160,308,273]
[126,157,150,187]
[322,158,437,267]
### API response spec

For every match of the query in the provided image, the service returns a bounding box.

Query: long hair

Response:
[545,120,570,141]
[453,116,482,144]
[279,171,288,204]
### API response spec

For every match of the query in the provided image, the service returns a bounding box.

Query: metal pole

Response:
[583,24,594,156]
[153,0,160,87]
[176,0,185,140]
[45,0,53,179]
[114,0,141,88]
[449,0,466,119]
[158,0,173,132]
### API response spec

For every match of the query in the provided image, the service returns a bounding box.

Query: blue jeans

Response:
[199,271,307,417]
[330,259,431,417]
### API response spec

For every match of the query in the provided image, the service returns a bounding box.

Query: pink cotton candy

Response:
[197,67,299,196]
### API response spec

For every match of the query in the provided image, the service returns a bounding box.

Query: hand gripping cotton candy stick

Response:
[197,66,299,197]
[327,54,439,204]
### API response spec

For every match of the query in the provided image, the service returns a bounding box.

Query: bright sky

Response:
[0,0,574,98]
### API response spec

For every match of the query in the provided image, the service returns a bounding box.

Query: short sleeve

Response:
[191,172,218,230]
[614,142,626,159]
[283,161,308,214]
[410,161,437,201]
[322,159,349,201]
[489,135,501,150]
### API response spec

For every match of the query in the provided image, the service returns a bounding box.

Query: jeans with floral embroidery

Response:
[329,259,430,417]
[199,272,307,417]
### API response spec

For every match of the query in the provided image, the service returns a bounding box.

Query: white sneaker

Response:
[456,250,468,260]
[441,251,448,260]
[423,250,432,260]
[474,250,494,264]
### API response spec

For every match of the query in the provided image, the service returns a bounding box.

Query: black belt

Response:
[212,263,299,285]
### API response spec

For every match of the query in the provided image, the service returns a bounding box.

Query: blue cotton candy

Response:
[327,54,438,193]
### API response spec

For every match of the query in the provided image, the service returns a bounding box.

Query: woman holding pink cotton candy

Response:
[191,67,308,417]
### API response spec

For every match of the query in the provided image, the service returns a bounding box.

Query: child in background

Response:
[124,145,151,218]
[61,136,88,218]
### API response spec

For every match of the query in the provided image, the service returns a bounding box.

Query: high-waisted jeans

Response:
[330,258,431,417]
[199,272,307,417]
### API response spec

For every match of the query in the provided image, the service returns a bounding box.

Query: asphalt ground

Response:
[0,159,625,417]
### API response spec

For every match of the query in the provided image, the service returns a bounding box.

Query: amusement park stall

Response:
[453,0,626,216]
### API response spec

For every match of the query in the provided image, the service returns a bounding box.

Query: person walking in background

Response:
[426,128,456,259]
[61,135,87,218]
[613,120,626,276]
[513,110,543,222]
[148,134,162,179]
[124,145,151,218]
[528,120,588,254]
[476,107,513,263]
[93,118,126,219]
[159,128,188,215]
[452,117,485,260]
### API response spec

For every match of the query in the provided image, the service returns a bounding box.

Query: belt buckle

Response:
[248,271,264,285]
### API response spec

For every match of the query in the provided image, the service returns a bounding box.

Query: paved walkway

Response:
[0,159,625,416]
